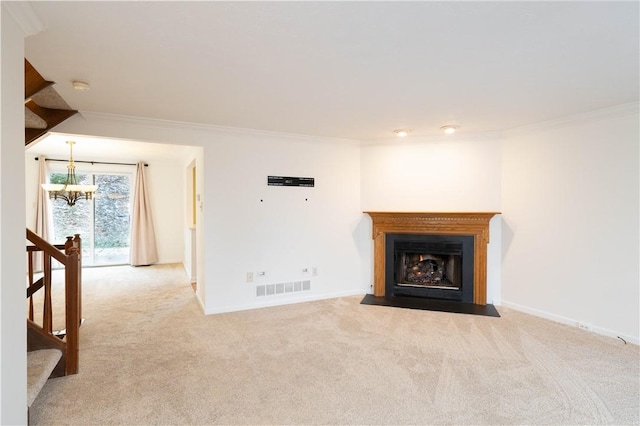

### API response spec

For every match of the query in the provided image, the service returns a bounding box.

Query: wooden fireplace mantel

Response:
[364,212,499,305]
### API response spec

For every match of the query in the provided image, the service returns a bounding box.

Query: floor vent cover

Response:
[256,280,311,297]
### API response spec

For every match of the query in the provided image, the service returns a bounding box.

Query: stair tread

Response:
[27,349,62,407]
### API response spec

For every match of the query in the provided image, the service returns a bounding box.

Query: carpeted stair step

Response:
[27,349,62,407]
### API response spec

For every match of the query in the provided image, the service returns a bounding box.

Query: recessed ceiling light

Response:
[72,80,90,91]
[394,129,411,137]
[441,125,458,134]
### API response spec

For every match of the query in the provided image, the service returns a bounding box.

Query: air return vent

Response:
[256,281,311,297]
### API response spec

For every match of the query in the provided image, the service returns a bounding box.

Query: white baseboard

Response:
[501,300,639,346]
[180,262,197,283]
[157,258,183,265]
[193,290,206,314]
[205,290,367,315]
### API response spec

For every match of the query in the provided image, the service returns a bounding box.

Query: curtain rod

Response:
[35,157,148,167]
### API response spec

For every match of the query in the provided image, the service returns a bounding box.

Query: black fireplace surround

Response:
[385,234,474,303]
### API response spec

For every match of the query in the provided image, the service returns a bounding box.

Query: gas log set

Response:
[402,254,449,286]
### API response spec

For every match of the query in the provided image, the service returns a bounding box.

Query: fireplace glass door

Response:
[396,251,461,290]
[385,234,474,302]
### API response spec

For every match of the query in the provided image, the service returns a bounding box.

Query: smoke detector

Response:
[72,81,90,91]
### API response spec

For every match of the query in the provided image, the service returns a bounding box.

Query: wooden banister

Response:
[26,277,44,299]
[42,254,52,334]
[26,228,82,376]
[27,229,68,263]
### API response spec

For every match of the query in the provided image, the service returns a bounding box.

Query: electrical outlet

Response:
[246,272,253,283]
[312,267,318,276]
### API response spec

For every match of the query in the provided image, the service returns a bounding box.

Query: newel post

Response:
[73,234,82,321]
[64,237,80,374]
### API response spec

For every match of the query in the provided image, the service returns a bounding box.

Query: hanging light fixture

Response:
[41,141,98,206]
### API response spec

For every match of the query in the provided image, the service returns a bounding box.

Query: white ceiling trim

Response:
[360,130,503,147]
[77,111,363,146]
[2,2,44,37]
[503,101,640,138]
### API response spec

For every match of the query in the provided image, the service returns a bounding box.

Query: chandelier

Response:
[41,141,98,206]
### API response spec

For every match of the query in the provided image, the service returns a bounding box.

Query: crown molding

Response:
[2,2,44,36]
[360,130,503,146]
[62,103,640,147]
[503,101,639,138]
[77,111,362,146]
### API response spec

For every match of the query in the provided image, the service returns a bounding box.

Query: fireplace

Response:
[364,212,499,305]
[386,234,474,302]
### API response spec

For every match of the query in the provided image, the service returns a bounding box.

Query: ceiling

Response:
[24,1,639,141]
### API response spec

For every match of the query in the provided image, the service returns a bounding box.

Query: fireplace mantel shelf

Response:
[364,211,500,305]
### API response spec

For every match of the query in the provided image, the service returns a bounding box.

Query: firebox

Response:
[385,234,474,303]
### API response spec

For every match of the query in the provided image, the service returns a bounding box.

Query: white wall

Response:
[24,153,39,230]
[24,154,186,264]
[144,159,185,263]
[203,133,364,313]
[360,134,503,304]
[361,134,502,212]
[0,4,28,423]
[501,105,639,344]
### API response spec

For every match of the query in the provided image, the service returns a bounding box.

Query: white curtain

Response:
[34,157,52,271]
[129,162,158,266]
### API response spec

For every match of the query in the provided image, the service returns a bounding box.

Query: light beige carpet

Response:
[29,264,639,425]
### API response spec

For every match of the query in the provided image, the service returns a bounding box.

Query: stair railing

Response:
[26,228,81,375]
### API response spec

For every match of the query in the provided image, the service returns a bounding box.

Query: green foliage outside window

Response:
[50,172,131,264]
[94,175,131,248]
[50,172,92,246]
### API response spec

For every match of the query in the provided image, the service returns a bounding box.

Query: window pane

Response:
[49,171,131,266]
[50,172,92,260]
[94,174,131,265]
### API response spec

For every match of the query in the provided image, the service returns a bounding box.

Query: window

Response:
[50,170,132,266]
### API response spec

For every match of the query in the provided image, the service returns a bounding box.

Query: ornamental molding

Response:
[2,2,44,36]
[365,212,499,240]
[364,211,500,304]
[75,111,361,146]
[503,101,639,138]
